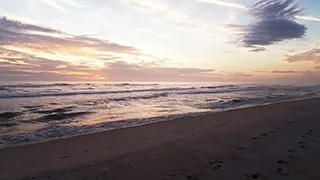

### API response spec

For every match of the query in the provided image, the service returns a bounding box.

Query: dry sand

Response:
[0,97,320,180]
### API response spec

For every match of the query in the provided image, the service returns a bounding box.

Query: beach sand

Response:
[1,97,320,180]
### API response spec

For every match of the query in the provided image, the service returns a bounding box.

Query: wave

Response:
[0,87,194,99]
[111,83,160,86]
[2,83,319,99]
[201,85,237,89]
[110,92,170,101]
[212,97,269,109]
[0,83,75,89]
[211,94,297,109]
[0,112,206,146]
[0,83,162,90]
[36,111,93,122]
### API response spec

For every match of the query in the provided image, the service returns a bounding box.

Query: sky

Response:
[0,0,320,83]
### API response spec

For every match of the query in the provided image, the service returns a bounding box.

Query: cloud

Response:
[0,16,242,82]
[34,0,83,11]
[284,48,320,64]
[296,15,320,22]
[0,16,139,58]
[196,0,320,22]
[229,0,307,51]
[0,16,172,81]
[120,0,198,31]
[103,61,256,82]
[250,46,267,52]
[104,61,216,81]
[196,0,246,9]
[255,69,313,74]
[0,16,60,34]
[221,71,253,77]
[61,0,83,7]
[120,0,221,39]
[270,70,306,73]
[35,0,67,11]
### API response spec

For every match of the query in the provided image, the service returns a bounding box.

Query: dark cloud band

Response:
[229,0,307,51]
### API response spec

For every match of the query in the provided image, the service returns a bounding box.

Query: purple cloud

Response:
[229,0,307,51]
[0,16,138,54]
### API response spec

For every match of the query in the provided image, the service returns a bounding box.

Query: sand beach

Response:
[0,97,320,180]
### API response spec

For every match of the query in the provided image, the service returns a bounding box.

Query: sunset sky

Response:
[0,0,320,83]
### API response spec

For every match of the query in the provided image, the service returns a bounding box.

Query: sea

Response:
[0,81,319,148]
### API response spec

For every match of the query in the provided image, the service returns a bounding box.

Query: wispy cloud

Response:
[35,0,67,11]
[295,15,320,22]
[196,0,246,9]
[270,70,307,73]
[220,71,253,77]
[61,0,83,7]
[104,61,218,81]
[34,0,84,11]
[120,0,222,39]
[255,69,312,74]
[120,0,196,29]
[284,48,320,64]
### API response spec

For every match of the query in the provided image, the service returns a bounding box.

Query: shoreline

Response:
[1,95,318,150]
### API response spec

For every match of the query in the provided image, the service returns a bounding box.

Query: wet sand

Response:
[0,97,320,180]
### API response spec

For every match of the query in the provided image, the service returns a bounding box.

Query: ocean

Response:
[0,82,319,148]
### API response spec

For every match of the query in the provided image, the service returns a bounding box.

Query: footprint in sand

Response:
[305,132,311,136]
[58,155,70,159]
[186,173,202,180]
[277,160,289,165]
[276,167,290,176]
[231,153,243,160]
[209,159,223,165]
[288,154,294,159]
[237,146,249,150]
[299,141,307,145]
[82,150,91,153]
[213,164,222,170]
[245,173,267,179]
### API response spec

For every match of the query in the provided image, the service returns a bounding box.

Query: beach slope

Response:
[1,98,320,180]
